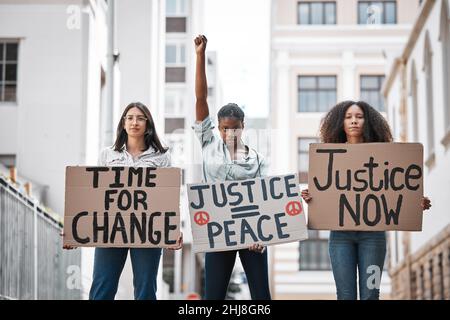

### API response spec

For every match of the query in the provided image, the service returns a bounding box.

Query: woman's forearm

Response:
[195,52,209,121]
[194,35,209,122]
[195,52,207,100]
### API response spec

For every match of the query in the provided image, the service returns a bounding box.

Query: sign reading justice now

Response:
[187,174,309,253]
[307,143,424,231]
[63,166,181,248]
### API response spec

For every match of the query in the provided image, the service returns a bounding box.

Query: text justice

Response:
[312,149,422,192]
[189,174,299,210]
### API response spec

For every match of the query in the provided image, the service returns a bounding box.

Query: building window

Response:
[166,0,187,33]
[165,43,186,83]
[424,32,435,158]
[165,91,185,116]
[165,117,185,134]
[429,259,434,299]
[298,2,336,25]
[0,42,18,102]
[166,43,186,65]
[298,138,318,183]
[165,67,185,83]
[358,1,397,25]
[410,270,417,300]
[440,0,450,136]
[392,104,398,138]
[360,75,385,111]
[0,155,16,168]
[299,230,332,270]
[166,0,186,15]
[438,253,444,299]
[165,133,185,169]
[409,62,419,142]
[166,18,187,33]
[419,265,425,299]
[298,76,336,112]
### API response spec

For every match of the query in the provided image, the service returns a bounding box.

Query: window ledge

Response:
[0,102,18,107]
[425,151,436,170]
[274,24,412,32]
[440,128,450,150]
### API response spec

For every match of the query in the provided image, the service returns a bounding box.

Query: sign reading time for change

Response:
[63,166,181,248]
[307,143,424,231]
[187,174,309,253]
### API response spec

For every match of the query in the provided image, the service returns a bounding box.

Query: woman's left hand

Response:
[249,243,265,254]
[168,232,183,250]
[421,196,431,211]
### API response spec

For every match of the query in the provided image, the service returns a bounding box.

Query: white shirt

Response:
[98,145,171,167]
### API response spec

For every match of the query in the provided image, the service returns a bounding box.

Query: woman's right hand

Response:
[194,35,209,121]
[301,189,312,204]
[194,35,207,54]
[60,232,78,250]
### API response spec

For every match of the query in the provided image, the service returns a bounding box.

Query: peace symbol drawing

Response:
[194,211,210,226]
[285,201,302,216]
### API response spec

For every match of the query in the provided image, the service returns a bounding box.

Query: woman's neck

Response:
[126,136,146,154]
[346,136,364,144]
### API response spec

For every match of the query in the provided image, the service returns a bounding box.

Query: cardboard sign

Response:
[63,166,181,248]
[308,143,424,231]
[187,174,309,253]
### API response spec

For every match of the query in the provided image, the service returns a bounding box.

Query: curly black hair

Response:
[319,100,393,143]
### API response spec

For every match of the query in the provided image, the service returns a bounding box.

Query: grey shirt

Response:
[192,116,267,182]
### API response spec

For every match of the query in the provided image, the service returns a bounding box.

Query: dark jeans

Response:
[204,249,271,300]
[329,231,386,300]
[89,247,162,300]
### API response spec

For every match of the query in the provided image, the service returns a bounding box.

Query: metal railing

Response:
[0,176,81,300]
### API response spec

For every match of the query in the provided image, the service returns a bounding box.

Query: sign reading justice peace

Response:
[187,174,309,253]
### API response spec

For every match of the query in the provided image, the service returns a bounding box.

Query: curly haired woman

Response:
[301,100,431,300]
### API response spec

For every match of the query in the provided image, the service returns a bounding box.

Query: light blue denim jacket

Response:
[192,116,267,182]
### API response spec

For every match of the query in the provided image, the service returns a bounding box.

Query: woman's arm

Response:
[194,35,209,122]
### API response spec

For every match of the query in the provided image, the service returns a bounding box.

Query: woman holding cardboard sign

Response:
[301,100,431,300]
[63,102,183,300]
[193,35,271,300]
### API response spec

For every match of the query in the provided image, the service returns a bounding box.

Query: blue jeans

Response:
[329,231,386,300]
[89,247,162,300]
[204,249,271,300]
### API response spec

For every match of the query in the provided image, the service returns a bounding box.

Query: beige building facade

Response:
[270,0,421,299]
[383,0,450,300]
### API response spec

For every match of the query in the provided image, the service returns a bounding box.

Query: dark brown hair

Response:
[319,100,393,143]
[217,103,245,122]
[113,102,168,153]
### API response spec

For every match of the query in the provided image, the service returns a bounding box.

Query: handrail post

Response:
[33,200,38,300]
